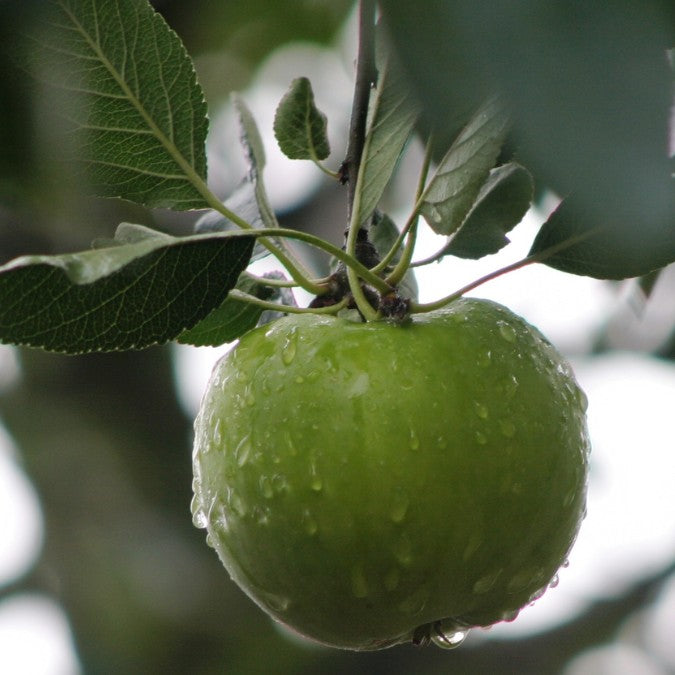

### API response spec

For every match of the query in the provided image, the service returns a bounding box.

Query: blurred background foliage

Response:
[0,1,674,673]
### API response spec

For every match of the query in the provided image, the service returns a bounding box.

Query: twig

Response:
[342,0,377,218]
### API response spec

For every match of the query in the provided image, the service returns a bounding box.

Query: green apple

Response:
[191,298,590,650]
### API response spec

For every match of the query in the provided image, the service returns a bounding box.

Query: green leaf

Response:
[419,97,510,235]
[177,273,276,347]
[368,211,418,302]
[232,95,279,231]
[380,1,674,231]
[444,163,533,259]
[0,229,254,353]
[353,31,421,227]
[30,0,209,209]
[274,77,330,161]
[529,195,675,279]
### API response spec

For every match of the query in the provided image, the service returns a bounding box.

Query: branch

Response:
[342,0,377,218]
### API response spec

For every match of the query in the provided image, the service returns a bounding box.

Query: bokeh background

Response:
[1,1,674,673]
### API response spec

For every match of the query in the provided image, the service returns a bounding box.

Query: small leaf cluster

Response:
[0,0,673,354]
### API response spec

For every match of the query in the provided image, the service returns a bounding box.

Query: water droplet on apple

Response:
[501,609,521,622]
[503,374,519,398]
[262,591,290,613]
[235,435,251,467]
[390,488,410,523]
[212,417,222,446]
[498,322,517,343]
[549,573,560,589]
[409,429,420,451]
[499,419,516,438]
[259,475,274,499]
[575,385,589,412]
[473,569,502,594]
[301,508,318,536]
[475,430,487,445]
[351,564,369,598]
[476,350,492,368]
[228,489,247,517]
[394,533,413,566]
[431,626,469,650]
[190,495,208,529]
[384,568,400,591]
[473,401,489,419]
[272,474,289,494]
[281,327,297,365]
[309,460,323,492]
[398,586,429,615]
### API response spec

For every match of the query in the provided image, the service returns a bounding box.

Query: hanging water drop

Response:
[191,495,208,529]
[431,627,468,650]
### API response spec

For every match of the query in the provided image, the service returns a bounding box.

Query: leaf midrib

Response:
[56,0,211,201]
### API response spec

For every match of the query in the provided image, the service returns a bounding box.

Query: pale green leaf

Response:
[232,95,279,230]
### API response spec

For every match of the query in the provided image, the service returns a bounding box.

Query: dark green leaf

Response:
[0,230,254,353]
[273,77,330,161]
[29,0,208,209]
[380,0,674,230]
[368,212,418,302]
[445,163,533,259]
[177,273,275,347]
[419,97,510,235]
[529,196,675,279]
[353,31,421,227]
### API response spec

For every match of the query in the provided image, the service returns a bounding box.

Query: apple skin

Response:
[191,298,590,650]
